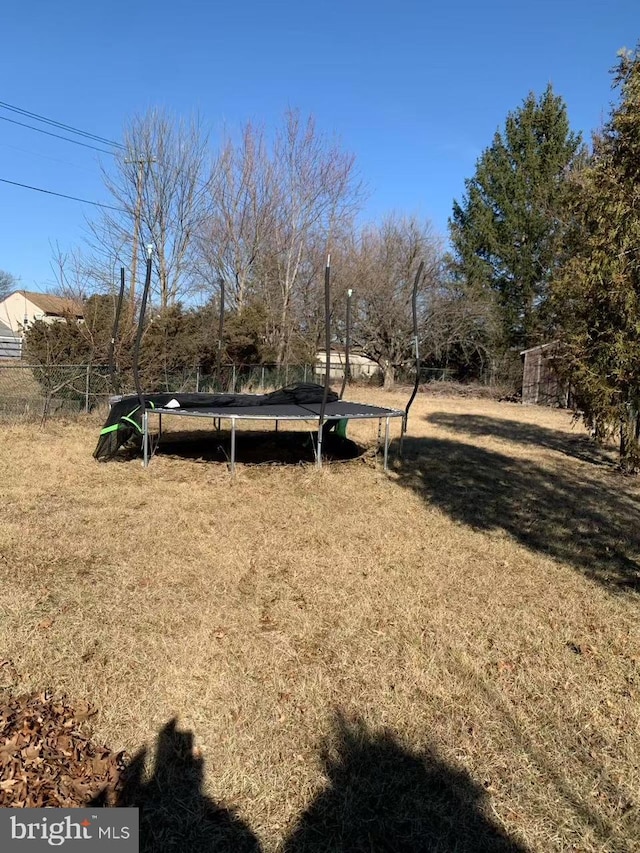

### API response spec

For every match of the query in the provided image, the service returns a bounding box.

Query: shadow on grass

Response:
[157,429,362,466]
[103,719,260,852]
[108,429,363,467]
[427,412,615,467]
[94,715,527,851]
[392,437,640,593]
[284,712,526,852]
[449,654,638,852]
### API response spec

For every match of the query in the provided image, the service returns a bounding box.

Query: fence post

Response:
[232,363,236,392]
[304,364,308,383]
[85,364,91,413]
[196,365,200,393]
[261,366,265,392]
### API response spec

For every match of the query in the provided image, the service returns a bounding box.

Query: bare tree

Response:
[267,110,363,365]
[43,245,135,369]
[0,269,18,301]
[88,109,210,311]
[48,243,95,303]
[194,123,275,312]
[346,216,443,390]
[191,110,363,365]
[421,284,499,379]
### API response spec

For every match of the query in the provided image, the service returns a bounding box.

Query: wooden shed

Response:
[520,342,570,406]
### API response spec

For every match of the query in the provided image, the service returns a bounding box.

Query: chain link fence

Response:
[0,360,459,420]
[0,363,97,418]
[0,362,319,419]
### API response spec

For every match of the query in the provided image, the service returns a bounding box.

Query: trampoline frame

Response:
[141,402,404,473]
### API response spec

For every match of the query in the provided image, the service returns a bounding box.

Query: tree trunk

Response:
[382,361,395,391]
[619,404,640,473]
[276,293,290,367]
[236,273,246,314]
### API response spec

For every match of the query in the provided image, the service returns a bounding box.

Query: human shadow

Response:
[392,437,640,593]
[93,719,261,852]
[427,412,615,467]
[283,712,526,852]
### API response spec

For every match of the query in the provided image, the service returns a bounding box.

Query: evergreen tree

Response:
[450,86,582,353]
[552,48,640,471]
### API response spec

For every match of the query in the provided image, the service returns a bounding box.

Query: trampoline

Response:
[143,398,403,472]
[97,389,404,472]
[95,252,423,474]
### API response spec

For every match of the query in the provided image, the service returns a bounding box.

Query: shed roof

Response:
[316,344,375,357]
[520,341,560,356]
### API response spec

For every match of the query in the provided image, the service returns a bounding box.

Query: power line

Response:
[0,140,88,171]
[0,176,122,211]
[0,99,125,149]
[0,115,116,155]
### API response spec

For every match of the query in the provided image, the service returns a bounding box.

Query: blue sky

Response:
[1,0,637,290]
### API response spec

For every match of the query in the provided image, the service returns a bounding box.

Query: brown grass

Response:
[1,391,639,851]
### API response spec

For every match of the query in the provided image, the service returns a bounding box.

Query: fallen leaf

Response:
[0,692,129,808]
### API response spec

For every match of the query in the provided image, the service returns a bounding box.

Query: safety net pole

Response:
[401,260,424,456]
[216,277,225,392]
[339,288,352,400]
[317,254,331,468]
[133,245,154,461]
[108,266,126,395]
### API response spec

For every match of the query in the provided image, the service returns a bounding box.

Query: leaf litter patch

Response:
[0,691,127,807]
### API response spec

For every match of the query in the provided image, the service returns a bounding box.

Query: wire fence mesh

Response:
[0,360,456,420]
[0,363,94,418]
[0,362,318,419]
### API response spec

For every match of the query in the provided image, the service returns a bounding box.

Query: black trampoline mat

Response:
[151,399,404,420]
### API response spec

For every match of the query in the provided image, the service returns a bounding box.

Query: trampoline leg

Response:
[317,422,323,469]
[143,410,149,468]
[384,416,390,472]
[230,418,236,477]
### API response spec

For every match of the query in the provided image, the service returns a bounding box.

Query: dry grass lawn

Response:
[1,390,639,851]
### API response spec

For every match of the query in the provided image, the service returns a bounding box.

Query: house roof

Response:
[317,344,372,356]
[15,290,83,317]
